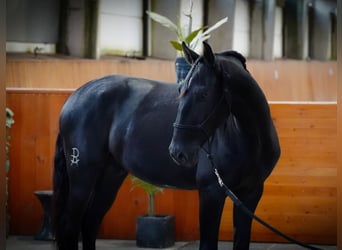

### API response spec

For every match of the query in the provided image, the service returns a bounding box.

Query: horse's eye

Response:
[197,91,208,102]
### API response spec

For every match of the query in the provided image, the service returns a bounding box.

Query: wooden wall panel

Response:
[6,57,337,101]
[6,89,337,244]
[247,61,337,101]
[256,103,337,243]
[6,89,70,234]
[6,57,177,89]
[337,72,342,250]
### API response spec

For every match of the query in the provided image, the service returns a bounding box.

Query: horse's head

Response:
[169,42,231,167]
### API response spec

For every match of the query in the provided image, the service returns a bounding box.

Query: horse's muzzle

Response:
[168,142,198,168]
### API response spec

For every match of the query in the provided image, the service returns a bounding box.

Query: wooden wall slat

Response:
[6,58,177,89]
[337,49,342,250]
[6,90,337,244]
[6,57,337,101]
[6,91,69,234]
[247,61,337,101]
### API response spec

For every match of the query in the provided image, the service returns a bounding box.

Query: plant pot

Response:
[175,57,191,84]
[136,215,175,248]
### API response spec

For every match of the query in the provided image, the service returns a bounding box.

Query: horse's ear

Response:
[203,42,215,65]
[182,42,199,64]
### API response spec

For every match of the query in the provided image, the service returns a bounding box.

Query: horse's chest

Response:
[203,134,258,188]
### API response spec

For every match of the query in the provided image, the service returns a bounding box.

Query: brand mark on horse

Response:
[70,147,80,166]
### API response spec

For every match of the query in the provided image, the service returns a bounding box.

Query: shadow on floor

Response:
[6,235,336,250]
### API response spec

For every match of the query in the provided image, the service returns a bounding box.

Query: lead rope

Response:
[202,141,323,250]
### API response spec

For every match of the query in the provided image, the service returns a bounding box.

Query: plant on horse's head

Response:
[146,0,227,55]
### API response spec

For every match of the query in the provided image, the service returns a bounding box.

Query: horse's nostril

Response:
[177,152,187,163]
[169,144,194,166]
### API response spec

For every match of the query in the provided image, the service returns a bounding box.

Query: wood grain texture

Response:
[6,56,336,101]
[337,35,342,249]
[6,57,177,89]
[6,89,337,244]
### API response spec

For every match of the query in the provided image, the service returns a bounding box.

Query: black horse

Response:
[53,42,280,250]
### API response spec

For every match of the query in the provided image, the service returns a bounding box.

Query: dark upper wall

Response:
[5,0,337,60]
[283,0,337,60]
[7,0,60,43]
[310,0,337,60]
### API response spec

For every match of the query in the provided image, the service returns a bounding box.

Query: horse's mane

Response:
[218,51,247,70]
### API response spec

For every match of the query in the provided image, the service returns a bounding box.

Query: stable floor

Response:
[6,235,336,250]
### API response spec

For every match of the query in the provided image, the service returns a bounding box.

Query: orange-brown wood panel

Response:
[337,47,342,249]
[6,89,337,244]
[218,103,337,244]
[6,90,70,234]
[256,103,337,244]
[247,61,336,101]
[6,57,336,102]
[6,57,177,89]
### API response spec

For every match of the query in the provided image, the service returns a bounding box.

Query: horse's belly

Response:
[121,141,197,189]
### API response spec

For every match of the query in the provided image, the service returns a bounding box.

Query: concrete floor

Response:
[6,235,336,250]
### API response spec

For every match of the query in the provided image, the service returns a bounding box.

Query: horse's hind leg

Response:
[57,166,102,250]
[57,179,95,249]
[232,184,264,250]
[55,145,106,250]
[81,163,127,250]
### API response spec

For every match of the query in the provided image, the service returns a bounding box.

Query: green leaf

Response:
[131,176,163,196]
[185,27,205,44]
[190,17,228,50]
[6,108,14,129]
[190,34,210,50]
[147,8,228,52]
[146,11,178,33]
[170,40,182,51]
[130,176,163,216]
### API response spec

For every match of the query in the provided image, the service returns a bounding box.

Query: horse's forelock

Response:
[178,55,221,98]
[178,57,203,98]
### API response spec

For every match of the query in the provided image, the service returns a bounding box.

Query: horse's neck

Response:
[229,71,272,141]
[218,58,270,129]
[225,71,280,176]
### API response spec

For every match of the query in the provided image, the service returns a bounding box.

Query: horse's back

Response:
[58,75,159,163]
[60,75,167,134]
[61,76,150,123]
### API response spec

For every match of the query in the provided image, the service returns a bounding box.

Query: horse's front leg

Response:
[233,184,264,250]
[198,183,226,250]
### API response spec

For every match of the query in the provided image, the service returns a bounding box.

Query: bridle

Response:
[173,92,227,141]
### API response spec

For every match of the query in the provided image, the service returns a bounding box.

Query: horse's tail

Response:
[52,132,68,246]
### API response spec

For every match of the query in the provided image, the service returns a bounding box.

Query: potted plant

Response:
[146,0,228,83]
[6,107,14,237]
[131,176,175,248]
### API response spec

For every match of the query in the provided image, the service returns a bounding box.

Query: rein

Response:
[202,140,323,250]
